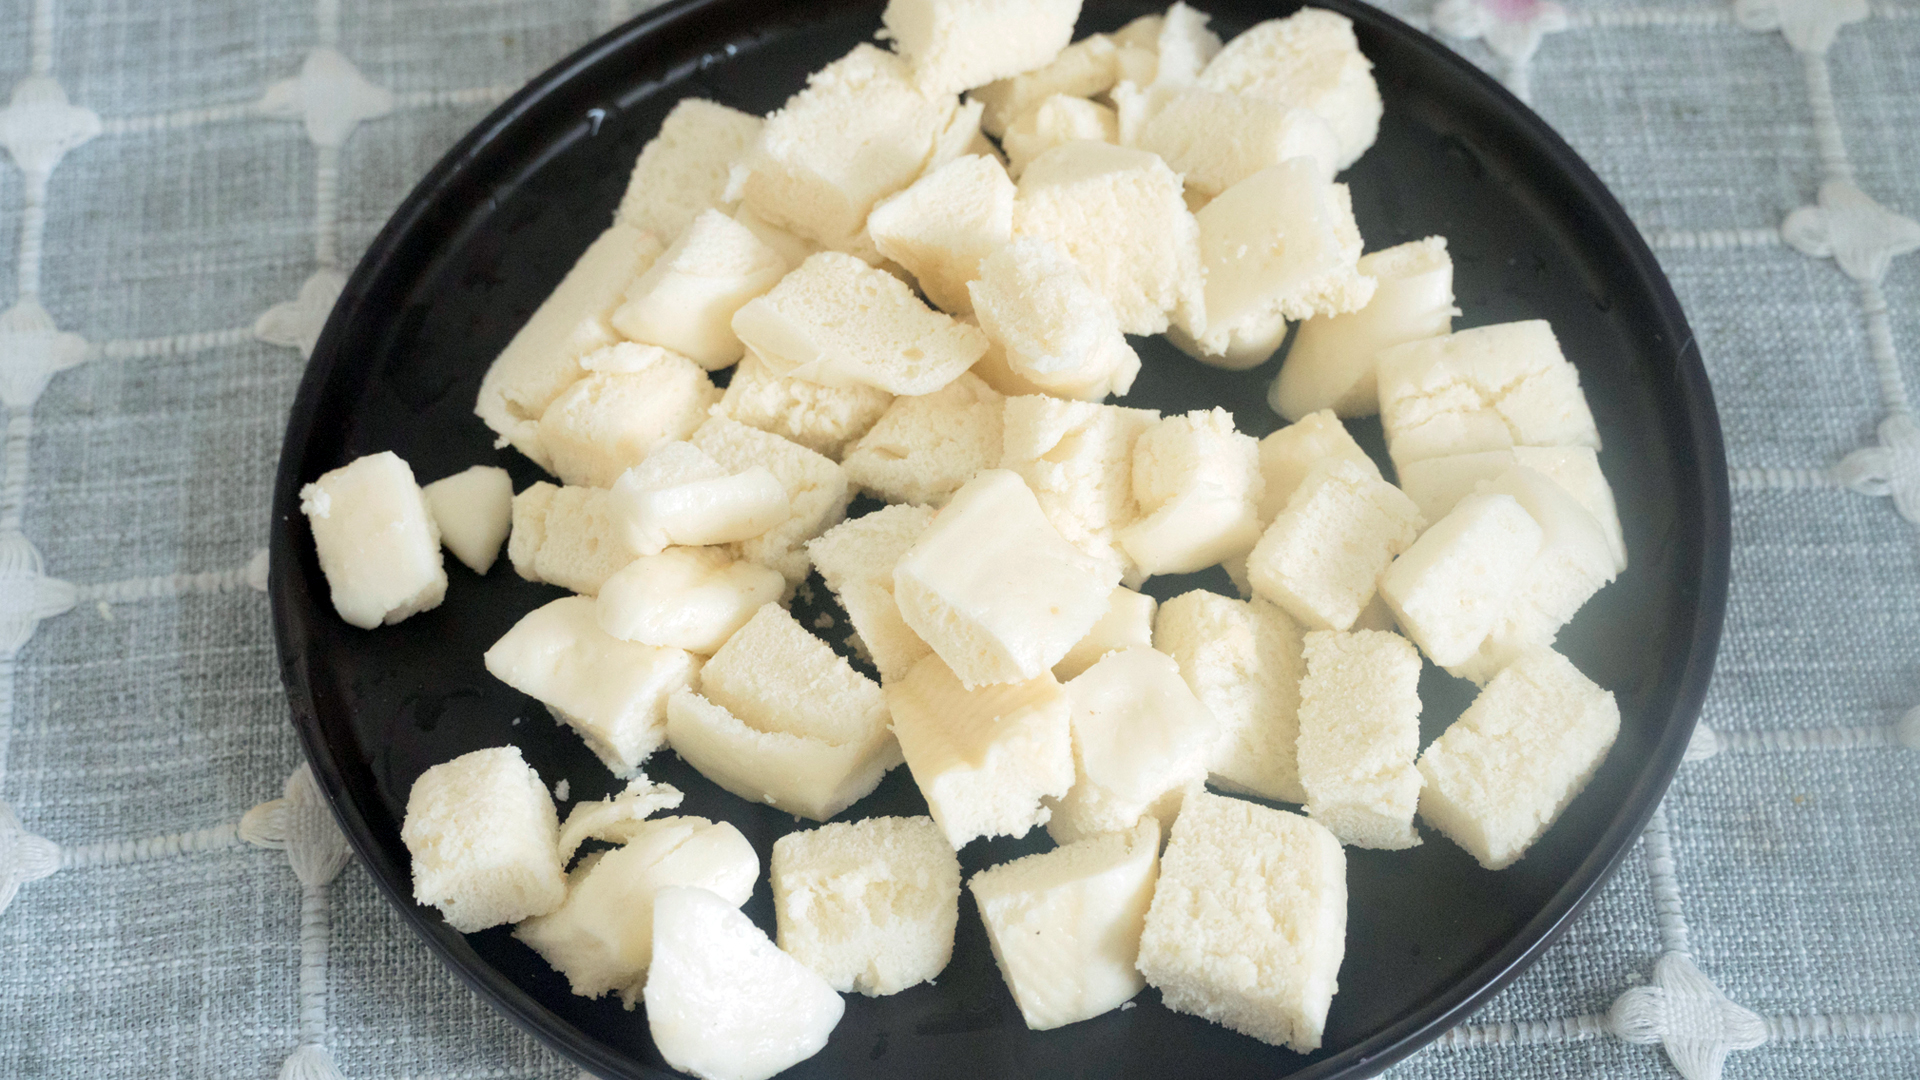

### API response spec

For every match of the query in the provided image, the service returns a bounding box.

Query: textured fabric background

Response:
[0,1,1915,1078]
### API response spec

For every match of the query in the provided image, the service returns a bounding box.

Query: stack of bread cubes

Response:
[296,2,1629,1077]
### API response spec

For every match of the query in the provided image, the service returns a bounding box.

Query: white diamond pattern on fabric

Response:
[0,798,59,917]
[1609,953,1771,1080]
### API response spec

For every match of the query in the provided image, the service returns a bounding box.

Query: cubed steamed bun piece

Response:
[866,154,1015,314]
[1053,585,1156,682]
[1248,457,1423,632]
[506,482,642,595]
[1198,7,1382,170]
[970,33,1121,138]
[1378,491,1543,668]
[967,238,1141,402]
[1121,407,1265,577]
[690,417,853,585]
[596,547,787,655]
[882,0,1083,96]
[423,465,513,576]
[1000,395,1161,586]
[401,746,565,933]
[1154,590,1309,804]
[714,351,894,459]
[535,342,721,488]
[611,209,788,371]
[1395,445,1626,572]
[616,98,763,241]
[1140,90,1340,196]
[805,505,938,683]
[1296,629,1424,849]
[609,440,791,557]
[300,452,446,629]
[1255,410,1379,523]
[841,372,1005,507]
[1002,94,1120,178]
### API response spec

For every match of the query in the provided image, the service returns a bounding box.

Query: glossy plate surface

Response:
[270,2,1730,1077]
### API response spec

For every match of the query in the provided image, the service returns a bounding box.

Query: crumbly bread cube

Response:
[476,223,665,468]
[616,99,763,241]
[1417,648,1620,869]
[1272,237,1457,421]
[516,817,757,1006]
[1375,320,1601,471]
[894,470,1120,687]
[967,238,1141,401]
[1047,646,1218,844]
[300,452,447,629]
[883,0,1081,96]
[610,210,788,370]
[1001,395,1161,584]
[1013,140,1205,336]
[610,440,791,557]
[596,547,787,655]
[645,886,845,1080]
[1247,458,1424,632]
[1054,585,1155,681]
[1153,590,1308,803]
[535,342,721,488]
[970,819,1160,1030]
[925,98,993,177]
[841,373,1004,507]
[1141,91,1339,197]
[737,44,956,250]
[401,746,565,933]
[1377,491,1543,668]
[1198,8,1382,170]
[772,816,960,996]
[1112,12,1163,50]
[732,204,821,271]
[424,465,513,575]
[867,154,1015,315]
[508,482,642,595]
[1180,162,1373,357]
[1003,95,1119,178]
[716,351,893,460]
[1136,791,1346,1052]
[1163,308,1291,371]
[1150,2,1224,87]
[485,596,702,775]
[1121,407,1265,577]
[691,417,853,584]
[1255,410,1379,523]
[1447,467,1618,684]
[887,653,1075,847]
[732,252,991,396]
[1296,630,1423,849]
[555,776,687,863]
[971,33,1120,137]
[1394,445,1626,573]
[806,505,938,683]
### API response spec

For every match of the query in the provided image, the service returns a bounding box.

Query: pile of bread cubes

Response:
[296,1,1629,1077]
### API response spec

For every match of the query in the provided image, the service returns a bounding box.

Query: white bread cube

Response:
[1296,630,1423,849]
[1141,91,1339,197]
[1013,140,1204,336]
[424,465,513,575]
[644,886,844,1080]
[887,653,1075,847]
[841,373,1003,507]
[1136,790,1346,1052]
[1180,162,1373,358]
[1417,648,1620,869]
[1395,445,1625,573]
[1272,237,1458,421]
[1150,2,1224,87]
[300,452,447,629]
[1247,458,1423,632]
[970,819,1160,1030]
[737,44,956,250]
[732,203,821,271]
[1003,94,1120,178]
[894,469,1119,687]
[732,251,990,396]
[596,547,787,654]
[617,98,763,242]
[555,775,688,862]
[1377,491,1543,668]
[516,816,757,1006]
[967,238,1141,401]
[535,342,721,488]
[883,0,1081,96]
[1121,407,1264,577]
[667,603,899,820]
[1198,8,1382,170]
[1375,320,1601,471]
[610,209,789,370]
[1001,395,1160,584]
[971,33,1120,137]
[866,154,1015,315]
[772,816,960,995]
[1047,646,1217,844]
[1153,590,1308,804]
[1162,307,1291,371]
[716,351,892,460]
[925,98,994,177]
[610,440,791,557]
[691,417,854,584]
[485,596,702,775]
[507,482,642,595]
[1255,410,1379,523]
[1053,585,1155,681]
[476,223,665,468]
[805,505,938,683]
[401,746,565,933]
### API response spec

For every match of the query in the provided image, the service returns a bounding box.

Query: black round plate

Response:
[270,2,1730,1078]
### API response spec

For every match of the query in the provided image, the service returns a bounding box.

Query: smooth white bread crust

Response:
[690,416,853,584]
[1002,94,1119,178]
[300,451,446,629]
[616,98,763,241]
[424,465,513,576]
[1377,490,1543,668]
[608,440,792,558]
[1153,590,1309,804]
[1254,409,1379,524]
[1053,585,1155,682]
[1418,648,1619,869]
[506,482,641,596]
[1247,457,1424,632]
[715,351,893,461]
[842,372,1005,507]
[970,33,1120,137]
[866,154,1016,315]
[967,238,1141,402]
[610,209,789,371]
[1198,8,1382,169]
[535,342,721,488]
[1121,407,1265,578]
[1136,790,1347,1052]
[1395,445,1626,573]
[883,0,1082,96]
[772,816,960,996]
[1296,629,1424,849]
[595,547,788,656]
[805,504,938,684]
[1000,395,1161,585]
[402,746,565,933]
[1141,90,1340,197]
